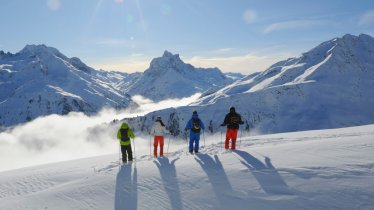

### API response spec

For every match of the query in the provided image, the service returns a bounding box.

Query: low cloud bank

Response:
[0,94,201,172]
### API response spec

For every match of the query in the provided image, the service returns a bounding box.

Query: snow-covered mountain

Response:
[0,45,135,127]
[0,46,244,127]
[126,51,237,101]
[1,124,373,210]
[126,34,374,135]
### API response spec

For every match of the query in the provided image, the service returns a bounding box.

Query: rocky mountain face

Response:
[125,34,374,135]
[126,51,236,101]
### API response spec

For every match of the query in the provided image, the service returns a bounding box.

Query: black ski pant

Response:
[121,145,133,162]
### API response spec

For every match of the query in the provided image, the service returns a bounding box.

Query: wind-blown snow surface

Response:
[1,125,373,210]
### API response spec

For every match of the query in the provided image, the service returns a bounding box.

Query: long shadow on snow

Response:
[233,150,293,195]
[115,164,138,210]
[195,154,233,210]
[154,157,183,210]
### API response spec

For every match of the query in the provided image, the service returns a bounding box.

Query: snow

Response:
[0,45,135,127]
[0,124,373,210]
[128,33,374,136]
[47,85,83,99]
[0,47,243,127]
[1,33,374,209]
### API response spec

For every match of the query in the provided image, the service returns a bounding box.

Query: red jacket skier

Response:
[221,107,244,150]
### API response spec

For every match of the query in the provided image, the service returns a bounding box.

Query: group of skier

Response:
[117,106,244,164]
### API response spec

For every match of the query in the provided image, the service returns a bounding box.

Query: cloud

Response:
[243,9,257,24]
[213,48,236,54]
[359,10,374,26]
[132,93,202,113]
[0,95,201,172]
[47,0,61,11]
[264,20,322,34]
[131,53,145,57]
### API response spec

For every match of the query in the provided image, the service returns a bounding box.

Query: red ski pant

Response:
[225,129,238,150]
[154,136,164,157]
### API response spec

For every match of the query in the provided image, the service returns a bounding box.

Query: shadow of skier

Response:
[115,164,138,210]
[233,150,293,195]
[195,154,233,210]
[154,157,183,210]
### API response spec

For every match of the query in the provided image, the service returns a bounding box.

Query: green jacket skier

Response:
[117,122,135,163]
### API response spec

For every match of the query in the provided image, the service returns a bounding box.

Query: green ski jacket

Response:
[117,123,135,146]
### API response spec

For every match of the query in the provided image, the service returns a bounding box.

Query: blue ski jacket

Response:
[185,113,205,139]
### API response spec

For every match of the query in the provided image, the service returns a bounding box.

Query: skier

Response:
[221,106,244,150]
[150,116,169,157]
[185,110,205,154]
[117,122,135,164]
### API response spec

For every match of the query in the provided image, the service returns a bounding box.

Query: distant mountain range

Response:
[0,46,242,127]
[125,34,374,135]
[126,51,236,101]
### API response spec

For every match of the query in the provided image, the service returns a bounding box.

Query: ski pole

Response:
[239,129,242,149]
[167,133,171,154]
[185,131,189,154]
[132,137,136,160]
[220,130,223,151]
[119,141,121,169]
[149,134,152,158]
[203,130,206,148]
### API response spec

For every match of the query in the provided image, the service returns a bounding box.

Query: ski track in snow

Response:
[1,125,374,210]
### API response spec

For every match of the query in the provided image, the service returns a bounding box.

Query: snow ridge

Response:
[0,45,135,127]
[125,34,374,135]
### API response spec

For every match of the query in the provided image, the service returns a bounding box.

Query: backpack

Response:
[191,118,201,133]
[229,115,240,127]
[120,128,130,142]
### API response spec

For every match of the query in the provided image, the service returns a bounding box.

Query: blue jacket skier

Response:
[185,111,205,154]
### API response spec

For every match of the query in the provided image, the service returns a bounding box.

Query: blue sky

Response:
[0,0,373,73]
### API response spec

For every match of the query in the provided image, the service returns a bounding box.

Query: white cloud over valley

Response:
[0,94,201,172]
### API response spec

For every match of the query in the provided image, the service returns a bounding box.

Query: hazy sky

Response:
[0,0,373,73]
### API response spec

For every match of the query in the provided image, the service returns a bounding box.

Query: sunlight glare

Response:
[47,0,61,11]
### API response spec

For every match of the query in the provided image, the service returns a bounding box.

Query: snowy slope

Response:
[0,45,135,127]
[126,51,237,101]
[0,124,373,210]
[126,34,374,135]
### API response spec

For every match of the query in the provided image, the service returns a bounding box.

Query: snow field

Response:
[0,125,373,210]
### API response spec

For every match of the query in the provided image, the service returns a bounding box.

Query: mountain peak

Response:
[160,50,182,62]
[162,50,177,58]
[341,33,356,40]
[148,50,185,71]
[21,44,55,54]
[19,44,68,60]
[337,33,374,44]
[299,33,374,63]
